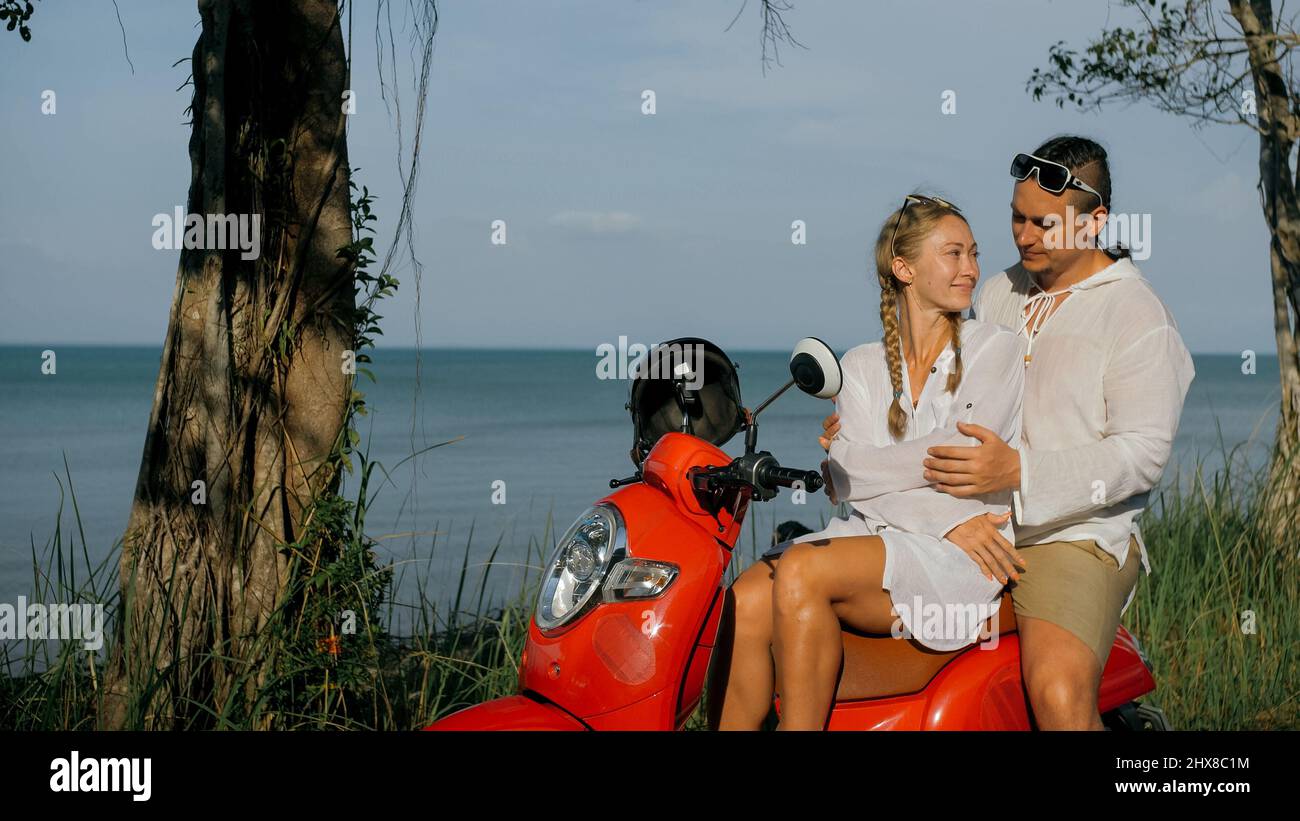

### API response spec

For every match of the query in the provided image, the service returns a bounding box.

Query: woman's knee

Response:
[771,544,824,610]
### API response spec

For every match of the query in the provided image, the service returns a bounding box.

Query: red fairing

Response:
[427,695,586,731]
[1097,627,1157,713]
[517,433,741,725]
[637,432,748,545]
[518,487,728,722]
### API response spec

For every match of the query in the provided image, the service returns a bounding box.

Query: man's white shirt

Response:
[972,255,1195,589]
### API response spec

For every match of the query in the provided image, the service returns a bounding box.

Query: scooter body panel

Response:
[785,633,1030,730]
[767,625,1157,730]
[518,434,740,725]
[426,694,586,731]
[1098,627,1157,714]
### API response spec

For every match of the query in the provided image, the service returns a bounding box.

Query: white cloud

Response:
[547,210,643,234]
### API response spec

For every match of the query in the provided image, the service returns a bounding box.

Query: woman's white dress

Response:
[761,318,1027,651]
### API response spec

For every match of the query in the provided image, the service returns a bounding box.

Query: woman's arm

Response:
[869,486,1024,582]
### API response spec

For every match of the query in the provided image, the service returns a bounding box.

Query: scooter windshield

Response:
[627,337,745,461]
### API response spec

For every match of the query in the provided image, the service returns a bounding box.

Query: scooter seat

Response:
[835,590,1017,702]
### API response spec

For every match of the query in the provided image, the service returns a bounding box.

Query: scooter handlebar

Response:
[689,453,823,502]
[758,463,824,493]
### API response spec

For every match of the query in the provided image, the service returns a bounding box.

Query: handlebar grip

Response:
[763,465,824,493]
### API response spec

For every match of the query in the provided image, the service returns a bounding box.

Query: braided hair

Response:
[873,197,969,439]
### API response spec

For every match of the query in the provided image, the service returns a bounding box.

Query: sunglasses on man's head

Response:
[1010,152,1104,207]
[889,194,962,260]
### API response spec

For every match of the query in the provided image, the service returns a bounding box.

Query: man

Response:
[822,135,1194,729]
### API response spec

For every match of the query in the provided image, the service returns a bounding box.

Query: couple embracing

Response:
[707,135,1196,731]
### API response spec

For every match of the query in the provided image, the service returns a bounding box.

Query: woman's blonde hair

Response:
[873,196,969,439]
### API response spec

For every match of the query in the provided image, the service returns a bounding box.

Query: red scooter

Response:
[428,337,1168,731]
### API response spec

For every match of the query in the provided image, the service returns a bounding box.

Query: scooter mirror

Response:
[789,337,841,399]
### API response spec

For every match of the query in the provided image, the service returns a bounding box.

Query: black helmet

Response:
[625,337,745,466]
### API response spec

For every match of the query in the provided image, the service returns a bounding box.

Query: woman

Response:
[706,194,1028,730]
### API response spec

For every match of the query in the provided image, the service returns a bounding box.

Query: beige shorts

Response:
[1008,535,1142,669]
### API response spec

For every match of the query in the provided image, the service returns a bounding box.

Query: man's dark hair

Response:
[1031,135,1131,260]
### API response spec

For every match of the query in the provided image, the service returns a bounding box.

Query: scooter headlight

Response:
[536,504,627,633]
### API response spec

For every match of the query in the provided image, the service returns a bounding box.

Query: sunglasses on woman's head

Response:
[889,194,961,260]
[1010,152,1104,208]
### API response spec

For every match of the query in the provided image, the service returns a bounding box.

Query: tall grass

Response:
[1126,441,1299,729]
[1,439,1296,730]
[0,447,545,731]
[0,456,118,730]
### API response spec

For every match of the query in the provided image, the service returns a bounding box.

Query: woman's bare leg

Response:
[706,556,781,730]
[771,536,896,730]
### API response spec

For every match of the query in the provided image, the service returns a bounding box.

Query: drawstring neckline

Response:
[1018,285,1071,365]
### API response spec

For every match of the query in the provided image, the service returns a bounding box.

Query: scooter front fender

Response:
[426,695,587,731]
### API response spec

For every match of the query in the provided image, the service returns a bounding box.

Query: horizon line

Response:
[0,342,1276,357]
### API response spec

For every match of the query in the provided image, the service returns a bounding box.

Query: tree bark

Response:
[101,0,355,728]
[1231,0,1300,534]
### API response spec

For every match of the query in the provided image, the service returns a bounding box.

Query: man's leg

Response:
[1010,537,1142,730]
[1017,615,1104,730]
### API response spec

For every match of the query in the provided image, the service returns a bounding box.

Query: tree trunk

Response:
[101,0,355,728]
[1233,0,1300,535]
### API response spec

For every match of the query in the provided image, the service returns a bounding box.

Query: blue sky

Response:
[0,0,1274,354]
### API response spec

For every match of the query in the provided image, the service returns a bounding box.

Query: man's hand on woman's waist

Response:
[820,412,1022,498]
[923,422,1022,497]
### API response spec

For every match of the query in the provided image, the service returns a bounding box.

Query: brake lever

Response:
[609,470,643,488]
